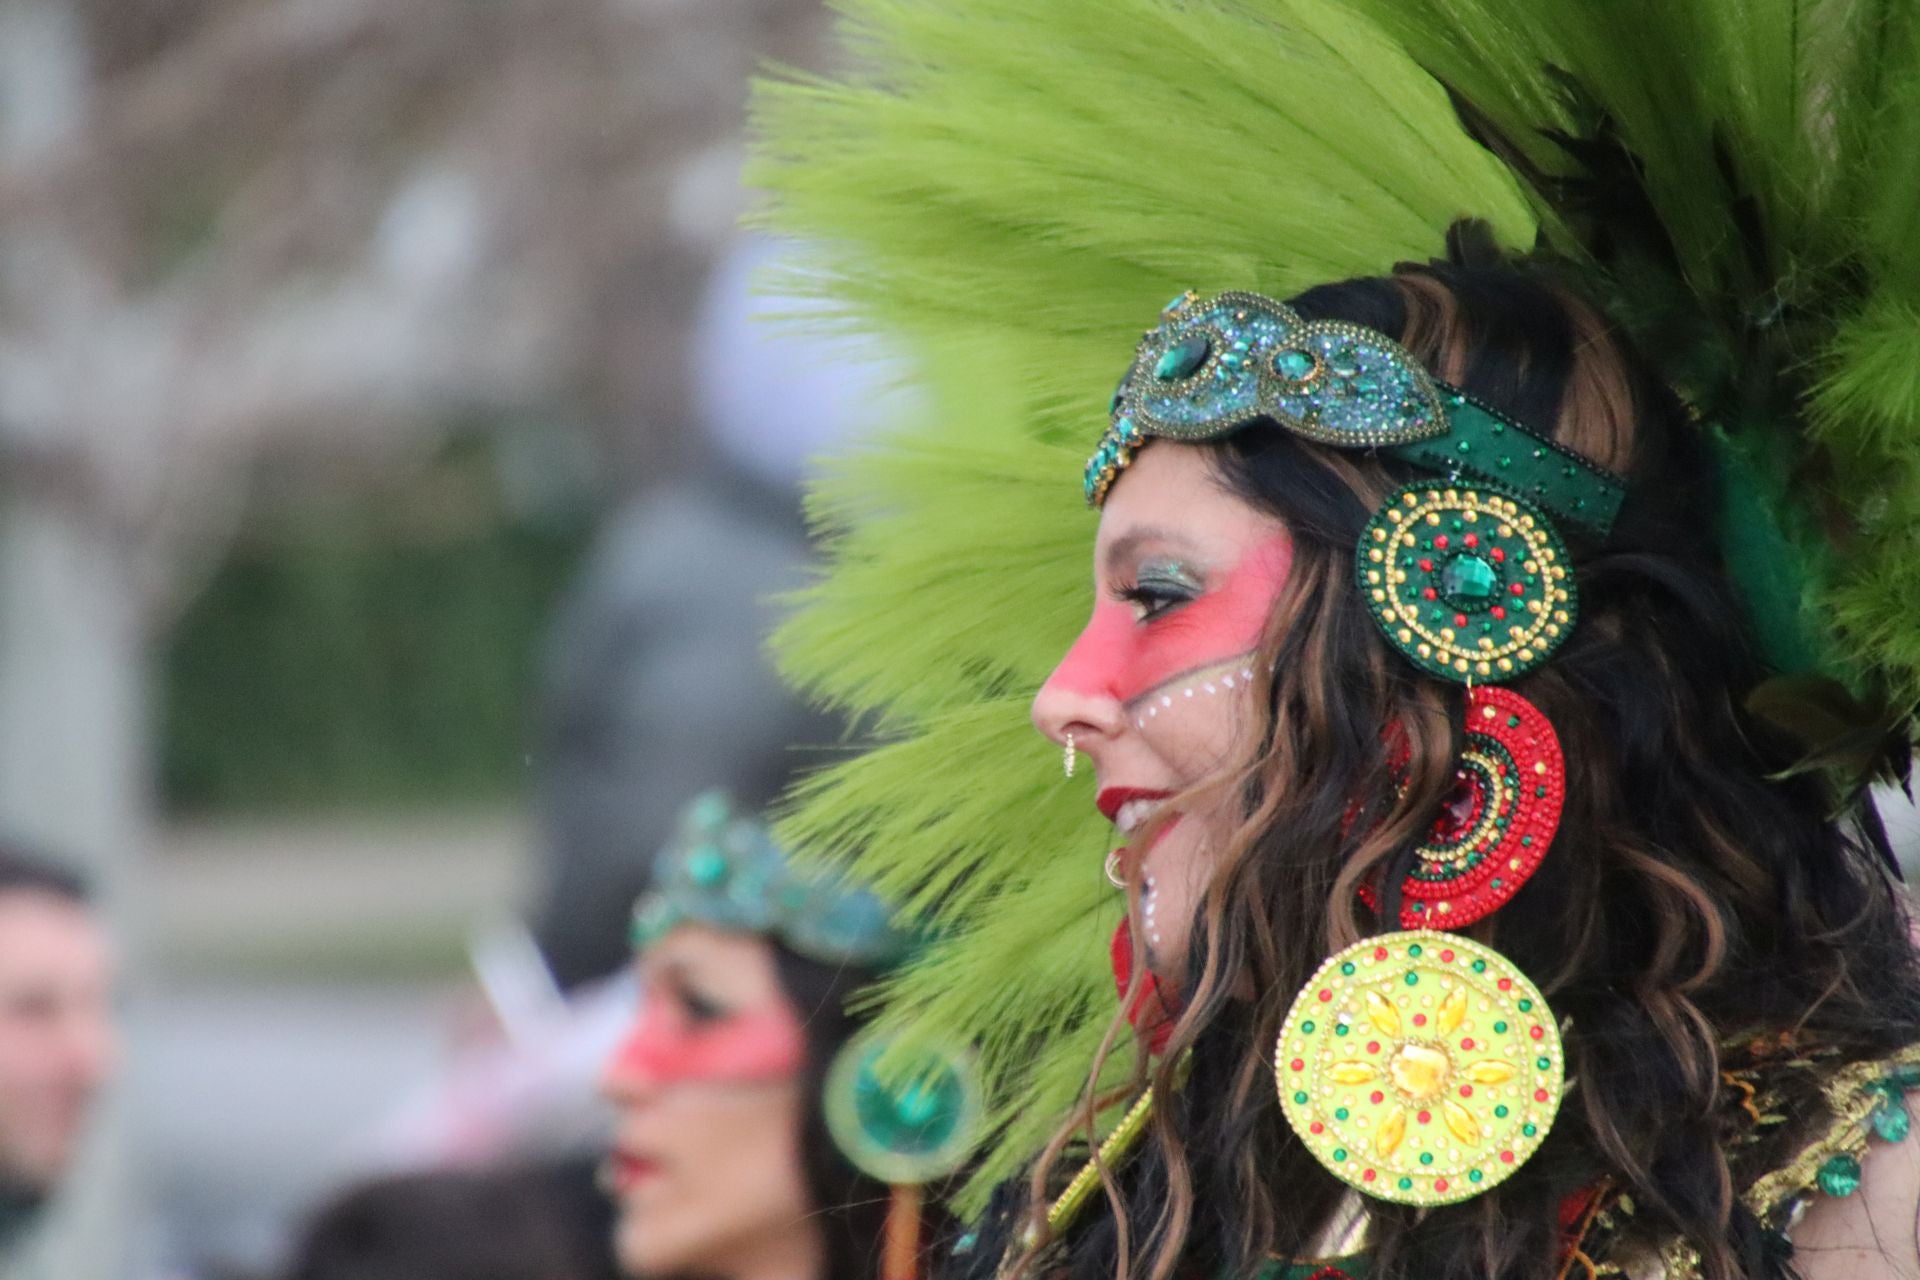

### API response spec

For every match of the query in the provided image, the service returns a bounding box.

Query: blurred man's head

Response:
[0,847,115,1204]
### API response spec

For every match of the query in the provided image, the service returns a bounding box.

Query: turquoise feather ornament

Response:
[752,0,1920,1208]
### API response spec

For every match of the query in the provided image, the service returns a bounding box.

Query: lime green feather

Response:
[752,0,1920,1213]
[756,0,1538,1207]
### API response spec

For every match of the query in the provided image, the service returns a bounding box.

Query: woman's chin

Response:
[615,1206,689,1278]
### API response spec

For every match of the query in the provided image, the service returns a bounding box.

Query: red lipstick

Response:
[605,1150,661,1195]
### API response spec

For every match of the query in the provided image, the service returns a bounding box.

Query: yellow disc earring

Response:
[1064,733,1076,779]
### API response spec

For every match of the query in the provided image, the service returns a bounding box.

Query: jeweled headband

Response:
[1086,291,1625,540]
[630,790,910,967]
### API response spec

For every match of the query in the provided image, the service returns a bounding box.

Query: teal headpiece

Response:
[1089,290,1629,682]
[630,790,910,967]
[1088,291,1625,536]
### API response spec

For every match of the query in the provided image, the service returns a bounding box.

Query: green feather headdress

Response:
[750,0,1920,1207]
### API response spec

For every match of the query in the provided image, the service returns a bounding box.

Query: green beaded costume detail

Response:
[824,1027,983,1185]
[631,791,910,967]
[1357,483,1577,683]
[1089,291,1626,548]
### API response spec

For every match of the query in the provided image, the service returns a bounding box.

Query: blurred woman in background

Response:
[598,792,920,1280]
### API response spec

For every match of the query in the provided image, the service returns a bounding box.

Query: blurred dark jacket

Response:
[530,466,839,989]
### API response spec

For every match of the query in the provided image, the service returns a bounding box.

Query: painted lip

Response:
[1095,785,1172,825]
[604,1149,663,1196]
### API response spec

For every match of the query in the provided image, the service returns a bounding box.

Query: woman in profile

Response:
[599,792,958,1280]
[743,1,1920,1277]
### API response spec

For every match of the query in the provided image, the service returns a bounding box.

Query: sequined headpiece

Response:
[630,790,910,967]
[1087,290,1625,539]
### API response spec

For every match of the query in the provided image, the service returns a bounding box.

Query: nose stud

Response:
[1063,732,1077,779]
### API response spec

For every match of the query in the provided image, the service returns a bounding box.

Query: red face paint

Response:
[1043,534,1292,707]
[606,988,806,1088]
[1111,918,1178,1055]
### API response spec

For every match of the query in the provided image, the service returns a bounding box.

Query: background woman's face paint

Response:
[605,985,805,1087]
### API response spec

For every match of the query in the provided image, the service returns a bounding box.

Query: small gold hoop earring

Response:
[1063,732,1076,779]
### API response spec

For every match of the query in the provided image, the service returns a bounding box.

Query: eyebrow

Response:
[1101,525,1204,575]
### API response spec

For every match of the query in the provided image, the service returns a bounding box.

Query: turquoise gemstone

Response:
[1162,292,1190,315]
[853,1050,963,1153]
[1874,1099,1911,1142]
[687,846,729,888]
[1328,347,1361,377]
[1155,335,1210,381]
[1271,348,1317,380]
[893,1081,941,1127]
[1442,554,1499,602]
[1817,1153,1863,1197]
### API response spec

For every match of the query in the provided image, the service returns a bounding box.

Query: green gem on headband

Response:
[1359,481,1578,681]
[1085,290,1626,543]
[630,790,911,968]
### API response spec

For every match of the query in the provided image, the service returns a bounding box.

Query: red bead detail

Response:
[1440,949,1455,962]
[1291,1058,1305,1072]
[1435,1178,1449,1193]
[1318,989,1332,1003]
[1310,1121,1324,1134]
[1463,533,1478,548]
[1417,1110,1432,1125]
[1413,1013,1427,1027]
[1491,605,1507,620]
[1361,1169,1376,1183]
[1530,1025,1545,1040]
[1454,613,1469,627]
[1423,587,1439,601]
[1370,1091,1385,1105]
[1461,1038,1475,1050]
[1384,688,1566,929]
[1501,1150,1516,1163]
[1490,547,1506,562]
[1434,535,1450,550]
[1535,1089,1550,1102]
[1460,1085,1474,1098]
[1509,581,1526,596]
[1418,558,1434,572]
[1366,1041,1381,1054]
[1374,947,1388,960]
[1497,978,1513,991]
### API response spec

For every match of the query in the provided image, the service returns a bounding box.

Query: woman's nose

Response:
[1032,606,1130,751]
[599,997,673,1104]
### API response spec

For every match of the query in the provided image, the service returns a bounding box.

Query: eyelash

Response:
[1119,580,1197,621]
[682,989,727,1023]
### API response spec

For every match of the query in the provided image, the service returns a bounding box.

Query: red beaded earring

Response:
[1361,686,1565,929]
